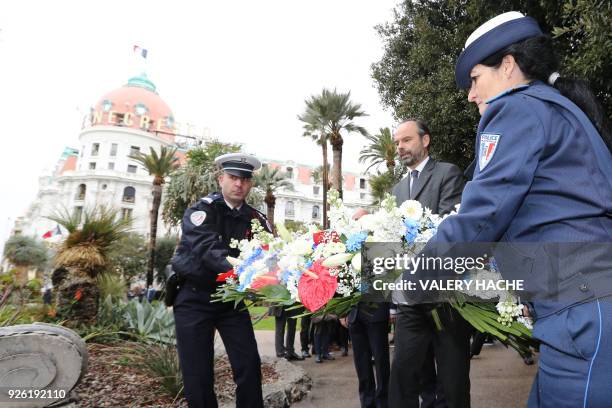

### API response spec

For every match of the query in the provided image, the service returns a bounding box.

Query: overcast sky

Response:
[0,0,400,249]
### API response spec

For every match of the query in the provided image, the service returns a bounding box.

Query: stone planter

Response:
[220,357,312,408]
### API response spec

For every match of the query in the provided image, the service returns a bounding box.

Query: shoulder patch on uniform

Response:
[190,211,207,226]
[479,133,501,171]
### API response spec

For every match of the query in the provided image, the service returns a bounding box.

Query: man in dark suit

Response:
[389,120,472,408]
[344,302,391,408]
[271,305,304,361]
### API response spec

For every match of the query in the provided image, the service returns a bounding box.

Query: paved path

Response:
[254,330,537,408]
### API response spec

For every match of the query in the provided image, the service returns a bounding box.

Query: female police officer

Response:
[407,11,611,408]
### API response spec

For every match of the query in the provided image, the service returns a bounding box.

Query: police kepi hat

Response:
[455,11,543,89]
[214,153,262,178]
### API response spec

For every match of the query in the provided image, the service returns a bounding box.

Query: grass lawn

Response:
[250,306,274,330]
[249,306,302,331]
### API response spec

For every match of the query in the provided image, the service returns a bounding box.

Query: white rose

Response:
[399,200,424,221]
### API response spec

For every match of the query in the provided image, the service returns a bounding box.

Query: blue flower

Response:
[305,260,313,269]
[346,231,369,252]
[280,268,302,284]
[403,219,419,243]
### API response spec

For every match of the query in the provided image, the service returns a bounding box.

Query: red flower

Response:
[250,272,279,290]
[313,230,340,245]
[216,269,237,282]
[261,244,269,251]
[298,260,338,312]
[74,288,83,301]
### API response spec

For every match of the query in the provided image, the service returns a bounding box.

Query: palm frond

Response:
[129,146,179,184]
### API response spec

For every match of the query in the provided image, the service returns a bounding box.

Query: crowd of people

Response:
[167,11,611,408]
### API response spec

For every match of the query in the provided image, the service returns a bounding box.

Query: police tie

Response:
[409,169,419,199]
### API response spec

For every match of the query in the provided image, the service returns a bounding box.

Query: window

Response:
[102,99,113,112]
[286,167,293,179]
[285,201,294,218]
[91,143,100,156]
[312,205,320,220]
[74,206,83,223]
[108,162,115,170]
[101,184,107,190]
[89,162,96,170]
[76,184,86,200]
[127,165,137,173]
[360,192,366,200]
[122,186,136,203]
[359,178,366,189]
[121,208,133,220]
[130,146,140,156]
[313,186,320,195]
[110,143,118,156]
[134,103,148,116]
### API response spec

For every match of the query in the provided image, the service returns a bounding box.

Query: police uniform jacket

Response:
[426,81,612,317]
[171,192,271,292]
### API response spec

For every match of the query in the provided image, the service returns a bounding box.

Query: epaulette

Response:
[201,192,223,205]
[485,84,530,104]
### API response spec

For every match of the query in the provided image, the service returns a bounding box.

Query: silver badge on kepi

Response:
[190,211,207,226]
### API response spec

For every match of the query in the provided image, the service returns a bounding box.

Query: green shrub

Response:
[123,299,175,344]
[135,342,183,400]
[97,273,127,303]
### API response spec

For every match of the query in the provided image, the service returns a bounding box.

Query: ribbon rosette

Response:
[216,268,237,282]
[298,259,338,312]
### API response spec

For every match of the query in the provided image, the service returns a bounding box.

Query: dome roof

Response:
[91,73,175,140]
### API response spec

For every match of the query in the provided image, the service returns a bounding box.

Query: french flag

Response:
[133,45,148,59]
[42,225,62,239]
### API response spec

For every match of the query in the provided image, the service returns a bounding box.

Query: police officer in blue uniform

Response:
[394,11,612,408]
[171,152,271,408]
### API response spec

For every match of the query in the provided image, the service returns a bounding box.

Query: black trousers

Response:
[274,307,298,355]
[300,315,311,351]
[349,317,390,408]
[389,305,471,408]
[419,343,447,408]
[174,286,263,408]
[313,319,334,356]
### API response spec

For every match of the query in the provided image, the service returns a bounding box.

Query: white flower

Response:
[322,253,354,267]
[351,252,362,272]
[226,256,242,266]
[313,242,346,260]
[288,239,313,256]
[357,214,378,232]
[399,200,424,221]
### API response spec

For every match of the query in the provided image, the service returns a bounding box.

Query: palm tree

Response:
[130,146,179,290]
[311,164,332,190]
[253,166,294,234]
[300,88,368,199]
[298,112,330,227]
[47,206,131,325]
[368,171,396,205]
[3,235,48,285]
[359,127,397,172]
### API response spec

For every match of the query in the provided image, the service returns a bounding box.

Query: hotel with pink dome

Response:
[13,72,373,244]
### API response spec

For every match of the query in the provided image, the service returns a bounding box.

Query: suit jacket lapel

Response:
[411,159,435,200]
[400,175,410,202]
